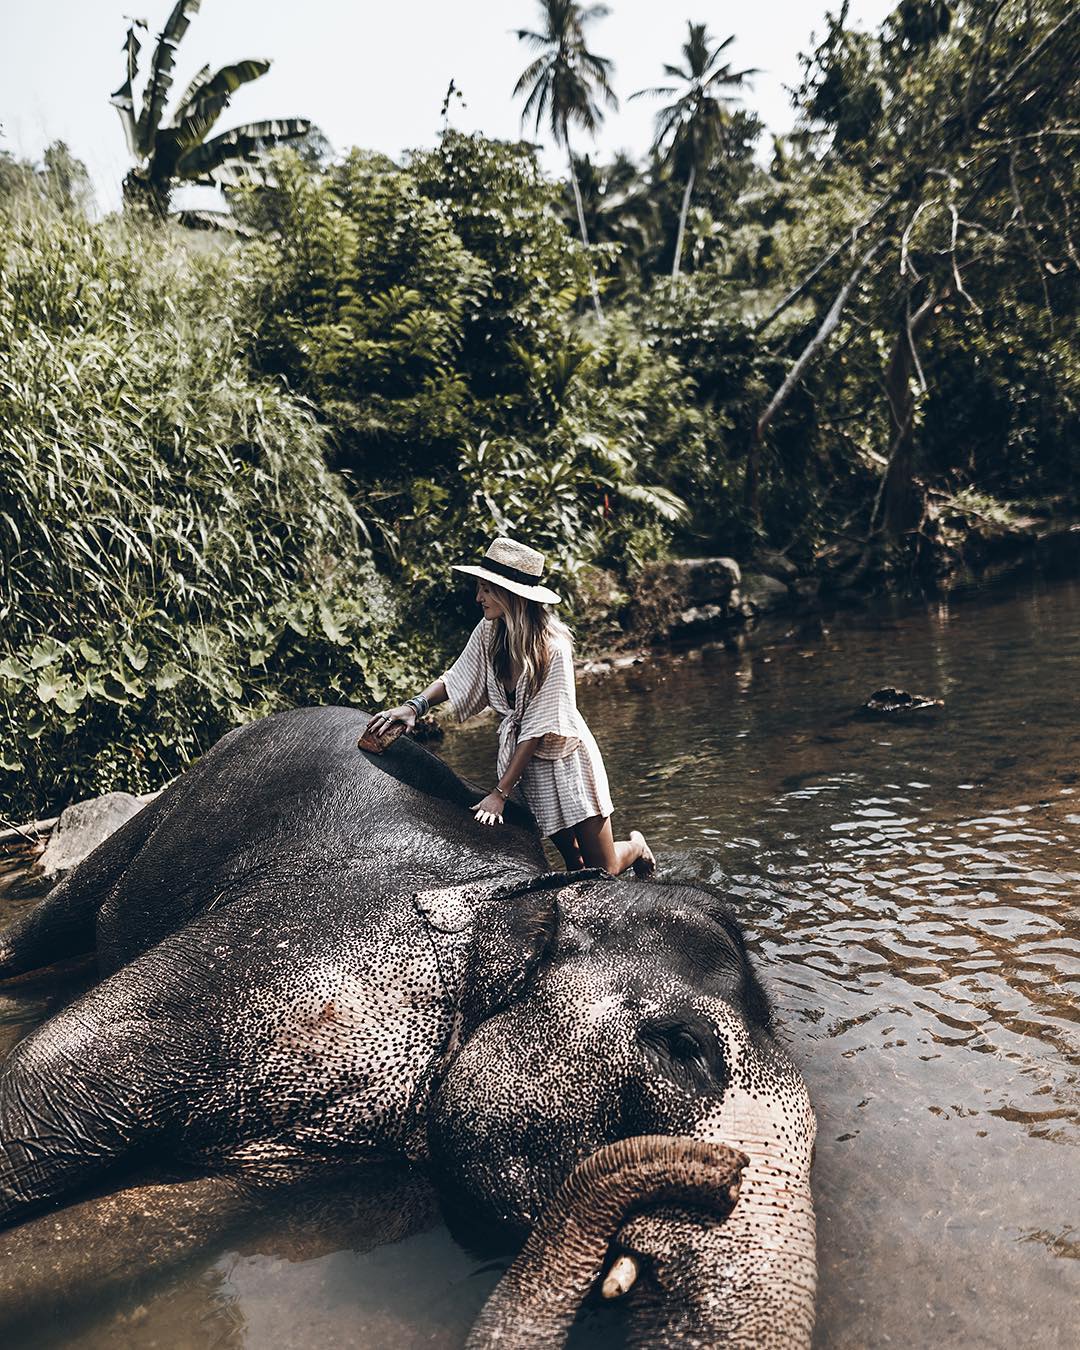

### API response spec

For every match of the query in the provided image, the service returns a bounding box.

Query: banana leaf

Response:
[169,62,212,122]
[176,118,311,182]
[109,19,147,158]
[169,59,271,132]
[168,60,272,156]
[137,0,203,154]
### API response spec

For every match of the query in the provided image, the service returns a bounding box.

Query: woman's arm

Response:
[473,735,541,825]
[367,679,448,737]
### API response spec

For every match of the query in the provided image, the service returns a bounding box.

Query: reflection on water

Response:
[1,571,1077,1348]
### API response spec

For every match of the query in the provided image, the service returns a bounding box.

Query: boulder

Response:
[752,549,799,580]
[670,603,729,635]
[863,687,944,716]
[629,556,742,638]
[37,791,155,880]
[793,577,821,602]
[738,572,791,615]
[669,557,742,605]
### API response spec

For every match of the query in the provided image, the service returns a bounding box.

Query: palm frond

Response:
[170,63,212,121]
[629,84,679,102]
[513,53,550,98]
[615,481,689,522]
[170,59,270,129]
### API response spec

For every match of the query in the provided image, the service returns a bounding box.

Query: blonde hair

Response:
[487,586,573,699]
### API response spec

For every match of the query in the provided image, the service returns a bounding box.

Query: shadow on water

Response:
[1,569,1077,1347]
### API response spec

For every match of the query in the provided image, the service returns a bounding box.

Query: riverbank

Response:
[567,513,1080,684]
[3,517,1077,851]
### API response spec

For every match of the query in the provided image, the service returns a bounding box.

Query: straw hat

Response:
[452,537,561,604]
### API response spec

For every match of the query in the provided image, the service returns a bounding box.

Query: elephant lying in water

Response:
[0,706,816,1347]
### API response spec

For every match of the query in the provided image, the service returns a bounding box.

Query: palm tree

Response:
[110,1,312,217]
[632,22,756,281]
[514,1,618,321]
[563,152,660,285]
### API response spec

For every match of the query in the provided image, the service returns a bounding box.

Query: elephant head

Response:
[429,874,816,1348]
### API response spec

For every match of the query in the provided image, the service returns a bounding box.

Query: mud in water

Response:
[1,569,1077,1348]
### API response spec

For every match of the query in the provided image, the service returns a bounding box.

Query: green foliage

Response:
[3,2,1078,820]
[243,135,691,612]
[0,142,94,214]
[111,2,312,216]
[0,196,429,818]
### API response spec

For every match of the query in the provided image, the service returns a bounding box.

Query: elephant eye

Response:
[637,1014,728,1094]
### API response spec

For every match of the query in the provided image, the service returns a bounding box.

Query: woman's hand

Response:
[367,705,417,738]
[472,792,506,826]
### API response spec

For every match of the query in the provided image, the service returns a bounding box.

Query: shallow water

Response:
[2,569,1078,1348]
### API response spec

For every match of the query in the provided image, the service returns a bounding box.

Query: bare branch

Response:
[756,240,884,442]
[753,194,894,335]
[900,198,935,279]
[1008,151,1054,319]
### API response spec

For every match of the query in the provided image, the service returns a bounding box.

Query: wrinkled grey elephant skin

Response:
[0,706,817,1347]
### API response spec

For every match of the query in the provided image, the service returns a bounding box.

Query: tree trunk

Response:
[672,163,697,282]
[878,291,946,540]
[567,140,603,323]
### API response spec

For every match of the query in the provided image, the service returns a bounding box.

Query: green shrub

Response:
[0,198,428,819]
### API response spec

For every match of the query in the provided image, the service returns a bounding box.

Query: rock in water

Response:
[864,687,944,715]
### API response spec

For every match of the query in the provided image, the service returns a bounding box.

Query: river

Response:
[1,568,1077,1348]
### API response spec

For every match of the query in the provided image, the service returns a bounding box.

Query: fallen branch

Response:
[0,815,57,849]
[755,240,884,443]
[753,195,895,336]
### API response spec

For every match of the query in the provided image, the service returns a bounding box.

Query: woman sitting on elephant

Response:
[369,537,655,877]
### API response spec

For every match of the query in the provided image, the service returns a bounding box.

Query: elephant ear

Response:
[413,885,476,934]
[459,870,611,1029]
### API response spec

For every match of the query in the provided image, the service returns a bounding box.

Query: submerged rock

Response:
[863,687,944,715]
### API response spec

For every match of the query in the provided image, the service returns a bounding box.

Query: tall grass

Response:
[0,198,421,819]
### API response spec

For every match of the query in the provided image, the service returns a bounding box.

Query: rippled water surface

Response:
[2,570,1078,1348]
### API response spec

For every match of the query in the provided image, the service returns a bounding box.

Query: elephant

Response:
[0,705,816,1348]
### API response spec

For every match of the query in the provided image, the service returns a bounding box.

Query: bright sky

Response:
[1,1,894,212]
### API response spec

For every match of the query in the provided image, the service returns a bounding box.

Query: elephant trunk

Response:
[464,1135,748,1350]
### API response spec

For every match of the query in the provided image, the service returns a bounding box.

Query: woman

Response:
[367,537,655,877]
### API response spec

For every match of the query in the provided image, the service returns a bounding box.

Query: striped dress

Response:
[439,619,614,836]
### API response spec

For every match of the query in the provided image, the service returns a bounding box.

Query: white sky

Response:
[1,1,894,212]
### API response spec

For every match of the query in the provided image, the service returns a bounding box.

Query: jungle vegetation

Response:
[1,0,1077,817]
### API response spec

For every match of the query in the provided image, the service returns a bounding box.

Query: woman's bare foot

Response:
[630,830,656,879]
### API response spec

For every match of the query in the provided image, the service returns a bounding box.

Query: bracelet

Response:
[491,784,508,799]
[405,694,429,718]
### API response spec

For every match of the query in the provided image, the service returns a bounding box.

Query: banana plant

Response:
[110,0,312,216]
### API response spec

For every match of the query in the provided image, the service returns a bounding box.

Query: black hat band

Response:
[482,556,543,586]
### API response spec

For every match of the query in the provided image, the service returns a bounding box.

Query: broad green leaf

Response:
[78,641,103,665]
[154,662,186,691]
[29,639,64,670]
[176,118,312,183]
[55,685,86,715]
[136,0,203,152]
[0,656,29,682]
[122,639,150,671]
[318,602,346,645]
